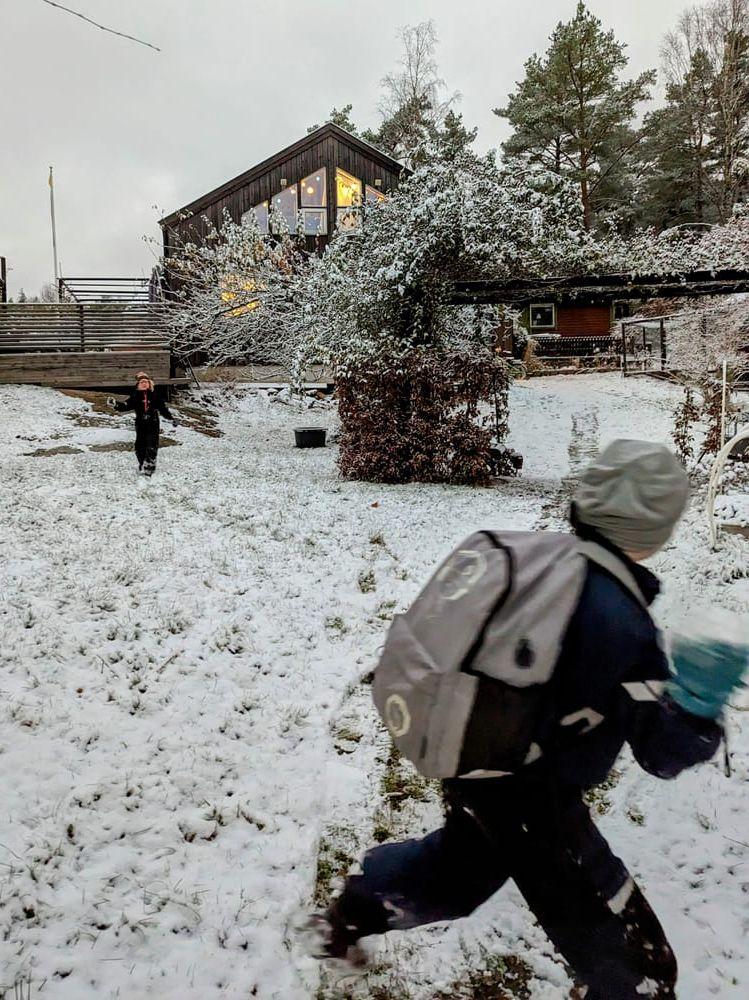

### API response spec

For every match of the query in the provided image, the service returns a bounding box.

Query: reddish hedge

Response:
[336,350,512,486]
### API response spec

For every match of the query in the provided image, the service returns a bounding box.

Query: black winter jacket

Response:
[115,388,173,421]
[529,533,722,789]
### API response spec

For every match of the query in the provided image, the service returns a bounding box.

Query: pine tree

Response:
[636,52,715,230]
[307,104,361,136]
[430,110,479,164]
[709,19,749,220]
[496,1,655,230]
[661,0,749,224]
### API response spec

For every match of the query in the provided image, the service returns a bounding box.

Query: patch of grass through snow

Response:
[432,943,535,1000]
[314,827,359,908]
[315,943,535,1000]
[583,767,622,816]
[373,746,435,843]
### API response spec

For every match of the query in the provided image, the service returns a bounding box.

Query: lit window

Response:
[302,208,327,236]
[530,304,556,330]
[300,169,327,208]
[272,186,298,234]
[241,201,269,235]
[220,276,262,317]
[365,185,387,206]
[336,169,362,230]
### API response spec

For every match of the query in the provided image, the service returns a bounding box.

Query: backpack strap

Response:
[576,539,648,609]
[462,531,515,671]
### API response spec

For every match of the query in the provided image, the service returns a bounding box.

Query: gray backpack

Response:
[372,530,646,779]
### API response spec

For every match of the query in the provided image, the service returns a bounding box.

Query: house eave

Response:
[159,122,406,228]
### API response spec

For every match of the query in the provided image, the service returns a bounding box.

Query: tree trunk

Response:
[580,170,592,230]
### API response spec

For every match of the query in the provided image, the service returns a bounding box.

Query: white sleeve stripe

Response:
[622,680,666,702]
[607,877,636,914]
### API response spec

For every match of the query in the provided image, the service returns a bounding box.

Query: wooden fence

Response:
[0,302,168,354]
[533,334,626,358]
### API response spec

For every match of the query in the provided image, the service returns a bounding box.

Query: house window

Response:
[366,185,387,206]
[302,208,327,236]
[530,303,556,330]
[272,185,298,234]
[299,169,327,235]
[336,168,362,230]
[242,201,269,235]
[301,169,326,208]
[613,301,633,321]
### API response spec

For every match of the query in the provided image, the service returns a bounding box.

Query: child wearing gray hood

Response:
[312,440,747,1000]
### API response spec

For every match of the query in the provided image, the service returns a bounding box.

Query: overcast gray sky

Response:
[1,0,689,296]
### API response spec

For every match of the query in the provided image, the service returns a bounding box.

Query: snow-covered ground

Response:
[0,374,747,999]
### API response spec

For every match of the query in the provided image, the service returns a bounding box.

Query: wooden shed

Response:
[524,300,632,339]
[159,122,405,258]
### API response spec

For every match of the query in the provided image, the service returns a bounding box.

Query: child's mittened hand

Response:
[667,610,749,718]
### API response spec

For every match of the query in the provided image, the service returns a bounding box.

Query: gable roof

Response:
[160,123,405,227]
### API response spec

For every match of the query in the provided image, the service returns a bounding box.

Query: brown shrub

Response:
[336,350,511,486]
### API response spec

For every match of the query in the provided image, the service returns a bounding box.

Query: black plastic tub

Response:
[294,427,327,448]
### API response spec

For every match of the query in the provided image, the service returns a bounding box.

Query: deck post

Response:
[79,304,85,352]
[621,321,627,377]
[660,318,667,371]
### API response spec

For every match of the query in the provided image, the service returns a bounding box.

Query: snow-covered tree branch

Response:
[163,210,309,378]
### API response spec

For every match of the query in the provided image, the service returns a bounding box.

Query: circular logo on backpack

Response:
[436,550,488,602]
[385,694,411,737]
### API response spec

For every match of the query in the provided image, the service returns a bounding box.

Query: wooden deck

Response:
[0,350,176,388]
[0,300,186,389]
[196,363,334,386]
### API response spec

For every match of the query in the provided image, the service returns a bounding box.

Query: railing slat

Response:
[0,302,169,354]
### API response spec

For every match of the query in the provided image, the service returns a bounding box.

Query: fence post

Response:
[621,322,628,377]
[79,304,85,352]
[660,317,666,371]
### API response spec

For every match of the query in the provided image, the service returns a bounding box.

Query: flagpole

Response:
[49,166,60,302]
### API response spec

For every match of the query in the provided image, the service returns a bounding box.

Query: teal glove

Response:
[667,628,749,719]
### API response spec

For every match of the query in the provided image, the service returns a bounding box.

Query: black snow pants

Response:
[134,414,160,474]
[329,780,677,999]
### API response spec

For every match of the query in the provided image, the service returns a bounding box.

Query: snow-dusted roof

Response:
[160,122,405,227]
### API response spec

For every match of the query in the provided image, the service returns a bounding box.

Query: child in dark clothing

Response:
[311,441,748,1000]
[108,372,176,476]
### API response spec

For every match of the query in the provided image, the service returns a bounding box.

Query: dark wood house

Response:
[524,299,633,339]
[160,123,405,258]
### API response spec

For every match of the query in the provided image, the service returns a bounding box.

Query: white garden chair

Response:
[706,425,749,548]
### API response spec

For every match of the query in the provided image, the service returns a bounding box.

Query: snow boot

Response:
[301,910,368,968]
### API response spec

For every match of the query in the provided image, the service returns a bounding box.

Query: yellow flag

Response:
[48,166,53,189]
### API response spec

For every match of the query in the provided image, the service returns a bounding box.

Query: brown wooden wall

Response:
[164,132,403,257]
[0,350,171,388]
[535,304,614,338]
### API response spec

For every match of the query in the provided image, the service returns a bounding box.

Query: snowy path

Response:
[0,375,747,999]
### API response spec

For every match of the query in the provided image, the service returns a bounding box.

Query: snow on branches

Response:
[300,152,749,375]
[163,209,309,375]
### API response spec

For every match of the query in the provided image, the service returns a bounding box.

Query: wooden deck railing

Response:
[533,334,627,358]
[0,302,169,354]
